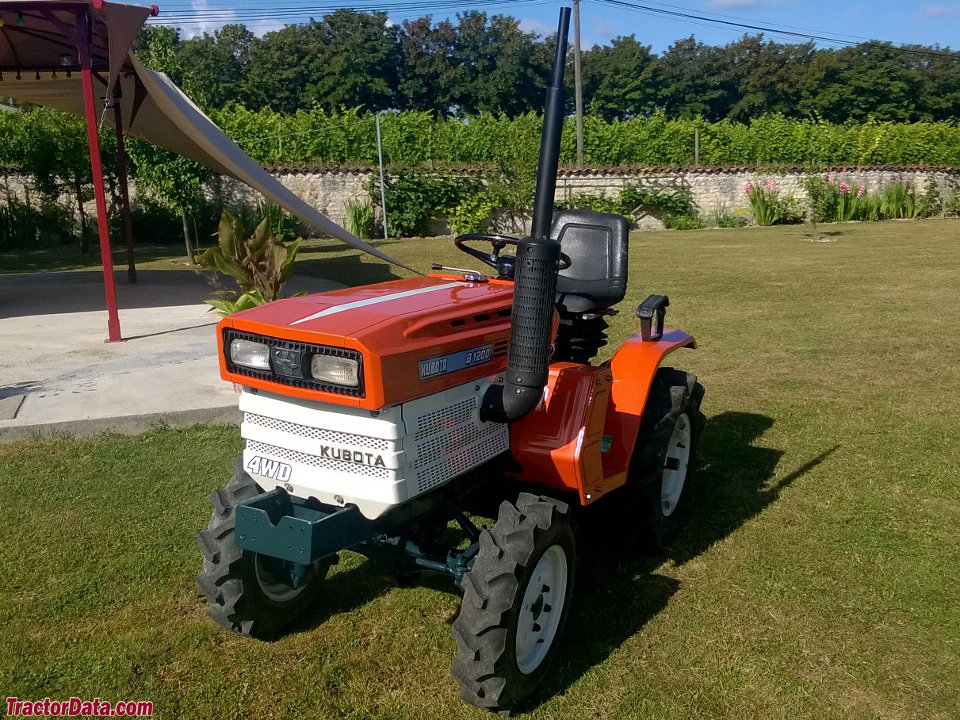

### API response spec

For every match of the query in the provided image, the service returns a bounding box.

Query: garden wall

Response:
[216,166,960,232]
[5,165,959,235]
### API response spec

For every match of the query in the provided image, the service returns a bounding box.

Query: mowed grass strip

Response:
[1,219,959,719]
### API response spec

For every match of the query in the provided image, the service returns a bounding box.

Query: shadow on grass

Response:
[286,560,395,636]
[529,412,839,710]
[674,412,838,567]
[295,251,402,287]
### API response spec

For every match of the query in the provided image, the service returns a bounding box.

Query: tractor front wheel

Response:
[196,462,333,639]
[451,493,576,713]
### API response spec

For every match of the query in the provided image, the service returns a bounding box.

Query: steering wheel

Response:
[454,233,571,279]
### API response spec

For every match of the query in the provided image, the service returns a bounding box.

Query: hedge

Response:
[5,105,960,172]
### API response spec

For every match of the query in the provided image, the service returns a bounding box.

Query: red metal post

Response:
[114,96,137,284]
[77,6,122,341]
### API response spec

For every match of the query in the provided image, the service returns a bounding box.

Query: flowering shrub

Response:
[745,178,802,226]
[806,175,933,222]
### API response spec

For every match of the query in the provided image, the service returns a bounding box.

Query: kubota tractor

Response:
[197,8,705,713]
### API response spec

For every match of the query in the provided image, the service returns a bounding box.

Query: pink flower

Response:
[856,185,865,198]
[907,187,914,195]
[828,171,836,184]
[744,181,753,195]
[839,182,851,195]
[766,178,777,193]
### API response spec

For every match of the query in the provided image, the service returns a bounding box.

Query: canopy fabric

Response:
[0,0,151,101]
[0,1,414,272]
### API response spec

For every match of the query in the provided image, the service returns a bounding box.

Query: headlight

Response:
[310,355,359,387]
[230,338,270,370]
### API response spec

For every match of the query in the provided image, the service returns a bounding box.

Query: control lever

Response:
[636,294,669,341]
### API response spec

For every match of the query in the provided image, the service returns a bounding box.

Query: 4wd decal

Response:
[419,344,493,381]
[246,456,293,481]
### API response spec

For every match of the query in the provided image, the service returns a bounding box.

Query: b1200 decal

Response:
[246,455,293,481]
[418,344,493,380]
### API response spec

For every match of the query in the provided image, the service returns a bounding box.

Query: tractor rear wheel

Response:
[196,462,333,639]
[631,367,706,550]
[451,493,576,714]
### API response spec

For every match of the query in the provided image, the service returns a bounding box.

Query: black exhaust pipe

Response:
[481,7,570,424]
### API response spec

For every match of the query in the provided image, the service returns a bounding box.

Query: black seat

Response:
[552,209,629,315]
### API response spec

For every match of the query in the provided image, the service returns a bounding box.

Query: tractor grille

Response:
[244,413,391,451]
[411,396,508,494]
[246,440,391,479]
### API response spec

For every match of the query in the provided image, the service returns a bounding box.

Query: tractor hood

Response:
[217,275,517,409]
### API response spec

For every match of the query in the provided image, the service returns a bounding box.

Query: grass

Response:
[2,220,959,719]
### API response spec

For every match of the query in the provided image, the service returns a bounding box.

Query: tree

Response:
[397,17,459,114]
[895,45,960,122]
[450,12,549,116]
[659,37,729,121]
[719,35,813,121]
[18,109,100,252]
[245,11,400,113]
[132,25,184,85]
[580,36,661,120]
[178,25,254,111]
[799,42,921,123]
[127,140,211,262]
[303,10,399,112]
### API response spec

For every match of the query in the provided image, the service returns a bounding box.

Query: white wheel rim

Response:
[515,544,568,675]
[661,412,692,518]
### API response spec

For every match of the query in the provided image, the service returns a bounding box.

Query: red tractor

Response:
[197,8,704,713]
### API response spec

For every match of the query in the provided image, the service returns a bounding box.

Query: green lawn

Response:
[2,220,959,719]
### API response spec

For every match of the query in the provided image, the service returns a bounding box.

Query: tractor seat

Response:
[552,209,629,315]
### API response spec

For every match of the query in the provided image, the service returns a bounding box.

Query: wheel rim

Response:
[661,412,692,518]
[253,554,311,603]
[515,544,568,675]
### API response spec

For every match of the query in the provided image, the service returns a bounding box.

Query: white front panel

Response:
[239,383,508,519]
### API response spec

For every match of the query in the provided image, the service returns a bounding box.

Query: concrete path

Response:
[0,270,342,441]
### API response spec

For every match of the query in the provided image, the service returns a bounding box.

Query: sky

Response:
[151,0,960,53]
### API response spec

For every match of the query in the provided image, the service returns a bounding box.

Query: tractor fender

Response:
[600,328,697,485]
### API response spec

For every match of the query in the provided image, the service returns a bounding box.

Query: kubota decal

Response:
[419,344,494,380]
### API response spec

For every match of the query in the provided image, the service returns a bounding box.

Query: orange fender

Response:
[508,328,696,507]
[598,328,697,496]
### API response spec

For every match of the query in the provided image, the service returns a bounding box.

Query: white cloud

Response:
[920,3,960,18]
[178,0,285,38]
[518,18,554,37]
[180,0,237,38]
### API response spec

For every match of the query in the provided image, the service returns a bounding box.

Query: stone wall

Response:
[6,166,958,235]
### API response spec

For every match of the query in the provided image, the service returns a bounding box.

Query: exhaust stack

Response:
[481,7,570,424]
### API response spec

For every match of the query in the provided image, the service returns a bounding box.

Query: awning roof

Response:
[0,0,412,271]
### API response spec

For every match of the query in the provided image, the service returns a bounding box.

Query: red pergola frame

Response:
[0,0,158,341]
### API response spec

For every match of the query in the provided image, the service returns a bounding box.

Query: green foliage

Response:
[705,207,749,228]
[0,200,74,249]
[344,199,376,239]
[447,193,495,235]
[556,185,700,230]
[205,289,268,317]
[369,171,482,237]
[805,175,934,222]
[664,213,703,231]
[745,179,802,226]
[197,209,303,305]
